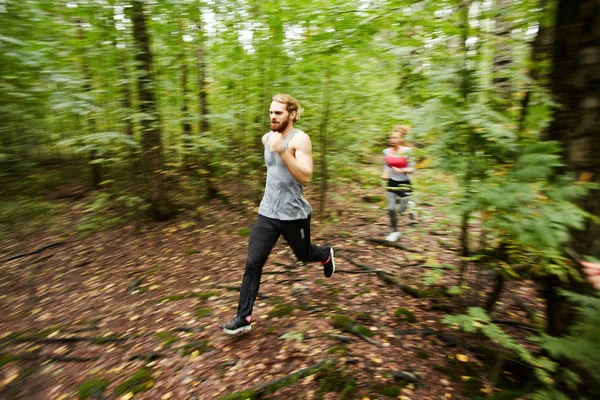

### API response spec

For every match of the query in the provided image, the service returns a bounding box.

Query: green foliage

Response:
[422,261,458,286]
[534,291,600,396]
[77,379,109,400]
[114,366,154,396]
[280,331,304,341]
[443,307,559,393]
[0,196,58,236]
[76,191,147,233]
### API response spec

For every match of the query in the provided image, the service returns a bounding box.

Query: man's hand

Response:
[581,260,600,290]
[270,132,287,153]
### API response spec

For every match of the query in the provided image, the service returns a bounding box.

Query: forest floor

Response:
[0,170,542,400]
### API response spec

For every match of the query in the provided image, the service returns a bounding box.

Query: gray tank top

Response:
[258,129,313,220]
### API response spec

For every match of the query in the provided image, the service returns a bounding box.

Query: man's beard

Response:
[271,118,289,133]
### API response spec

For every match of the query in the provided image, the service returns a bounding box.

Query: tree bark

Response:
[196,16,218,199]
[543,0,600,337]
[492,0,513,104]
[131,0,171,220]
[318,69,331,216]
[76,20,102,189]
[181,52,193,167]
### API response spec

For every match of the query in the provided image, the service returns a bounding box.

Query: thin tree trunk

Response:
[318,69,331,216]
[181,52,193,168]
[196,16,218,199]
[458,0,473,282]
[131,0,171,220]
[492,0,513,104]
[518,0,554,136]
[77,20,102,189]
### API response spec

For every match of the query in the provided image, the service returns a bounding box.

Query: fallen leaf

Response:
[456,354,468,362]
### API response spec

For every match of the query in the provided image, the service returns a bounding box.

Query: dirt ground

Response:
[0,177,540,399]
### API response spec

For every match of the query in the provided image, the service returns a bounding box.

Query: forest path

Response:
[0,179,529,399]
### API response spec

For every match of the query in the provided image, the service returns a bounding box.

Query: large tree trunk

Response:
[543,0,600,336]
[131,0,171,220]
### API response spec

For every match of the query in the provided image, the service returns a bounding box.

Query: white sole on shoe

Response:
[329,248,335,277]
[222,325,252,335]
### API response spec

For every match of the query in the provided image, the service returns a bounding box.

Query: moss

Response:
[90,334,122,344]
[354,325,373,337]
[0,331,25,344]
[0,353,20,368]
[328,345,348,356]
[370,383,403,397]
[417,350,430,359]
[355,312,373,323]
[394,308,417,323]
[268,303,295,318]
[238,227,252,236]
[316,364,358,399]
[78,379,109,399]
[195,306,213,318]
[326,283,342,296]
[155,332,180,348]
[181,339,212,356]
[216,390,258,400]
[331,315,355,332]
[379,272,399,285]
[114,366,154,396]
[266,325,278,334]
[38,326,61,337]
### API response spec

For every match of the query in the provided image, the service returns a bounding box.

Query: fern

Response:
[443,307,557,386]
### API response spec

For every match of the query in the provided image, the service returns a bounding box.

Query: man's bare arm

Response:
[280,133,313,184]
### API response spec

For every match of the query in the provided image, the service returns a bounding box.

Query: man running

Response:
[220,94,335,335]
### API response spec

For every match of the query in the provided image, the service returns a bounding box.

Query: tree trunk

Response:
[131,0,171,220]
[181,52,193,167]
[492,0,513,104]
[543,0,600,336]
[518,0,554,135]
[196,17,218,199]
[318,70,331,216]
[77,20,102,189]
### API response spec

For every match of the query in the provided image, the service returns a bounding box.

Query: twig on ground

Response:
[1,242,66,263]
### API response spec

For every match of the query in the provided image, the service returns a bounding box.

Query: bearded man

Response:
[220,94,335,335]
